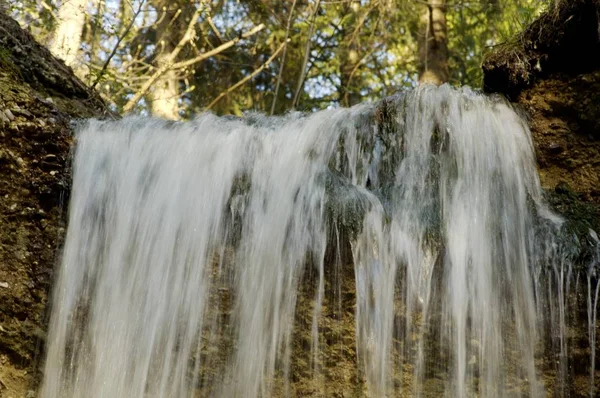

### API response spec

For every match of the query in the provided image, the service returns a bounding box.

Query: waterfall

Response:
[41,85,598,397]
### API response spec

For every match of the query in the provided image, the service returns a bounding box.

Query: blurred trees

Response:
[50,0,87,70]
[9,0,547,118]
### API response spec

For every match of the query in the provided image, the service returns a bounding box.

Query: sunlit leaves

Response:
[11,0,548,116]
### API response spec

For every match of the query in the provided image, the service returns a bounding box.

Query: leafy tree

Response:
[9,0,548,118]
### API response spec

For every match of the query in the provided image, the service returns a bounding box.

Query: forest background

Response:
[10,0,547,119]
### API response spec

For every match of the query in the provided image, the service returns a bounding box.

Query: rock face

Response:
[0,1,599,395]
[484,0,600,269]
[483,0,600,202]
[484,1,600,395]
[0,12,107,395]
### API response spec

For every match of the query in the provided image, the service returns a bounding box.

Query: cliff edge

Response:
[0,13,108,395]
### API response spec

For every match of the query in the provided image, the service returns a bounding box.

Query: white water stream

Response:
[41,86,599,397]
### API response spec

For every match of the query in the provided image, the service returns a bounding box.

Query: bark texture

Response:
[418,0,448,85]
[338,3,361,107]
[149,2,182,120]
[50,0,87,70]
[151,54,181,120]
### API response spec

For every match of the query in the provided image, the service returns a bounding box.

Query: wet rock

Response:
[12,108,33,118]
[548,142,564,154]
[555,181,572,194]
[0,111,9,124]
[0,12,109,395]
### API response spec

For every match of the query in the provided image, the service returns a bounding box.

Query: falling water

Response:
[41,85,598,397]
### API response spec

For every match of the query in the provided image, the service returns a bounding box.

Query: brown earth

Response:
[521,73,600,198]
[0,12,108,397]
[484,1,600,396]
[483,0,600,257]
[483,0,600,203]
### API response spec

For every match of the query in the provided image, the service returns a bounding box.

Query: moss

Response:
[545,182,600,266]
[0,46,19,78]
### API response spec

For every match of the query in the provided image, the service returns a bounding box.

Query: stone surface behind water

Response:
[41,86,599,397]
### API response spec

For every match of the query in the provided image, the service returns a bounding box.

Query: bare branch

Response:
[292,0,321,110]
[205,39,289,111]
[123,5,205,113]
[92,0,145,89]
[123,18,265,113]
[206,15,224,43]
[270,0,297,115]
[171,24,265,70]
[40,0,58,20]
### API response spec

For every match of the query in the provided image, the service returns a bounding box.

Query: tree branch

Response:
[123,19,265,113]
[292,0,321,109]
[171,23,265,70]
[270,0,297,115]
[123,4,205,112]
[205,39,289,111]
[92,0,145,89]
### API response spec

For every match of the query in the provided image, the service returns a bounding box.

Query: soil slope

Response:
[483,0,600,201]
[484,1,600,395]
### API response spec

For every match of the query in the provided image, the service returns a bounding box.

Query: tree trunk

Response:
[50,0,86,71]
[338,4,362,107]
[151,55,180,120]
[418,0,448,85]
[149,2,182,120]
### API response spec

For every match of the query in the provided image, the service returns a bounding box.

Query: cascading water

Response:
[41,85,599,397]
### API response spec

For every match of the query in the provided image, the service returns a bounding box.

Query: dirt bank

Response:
[0,12,107,396]
[484,1,600,396]
[483,0,600,201]
[483,0,600,263]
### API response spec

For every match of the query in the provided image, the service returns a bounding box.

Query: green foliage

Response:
[10,0,548,117]
[447,0,548,87]
[0,46,20,77]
